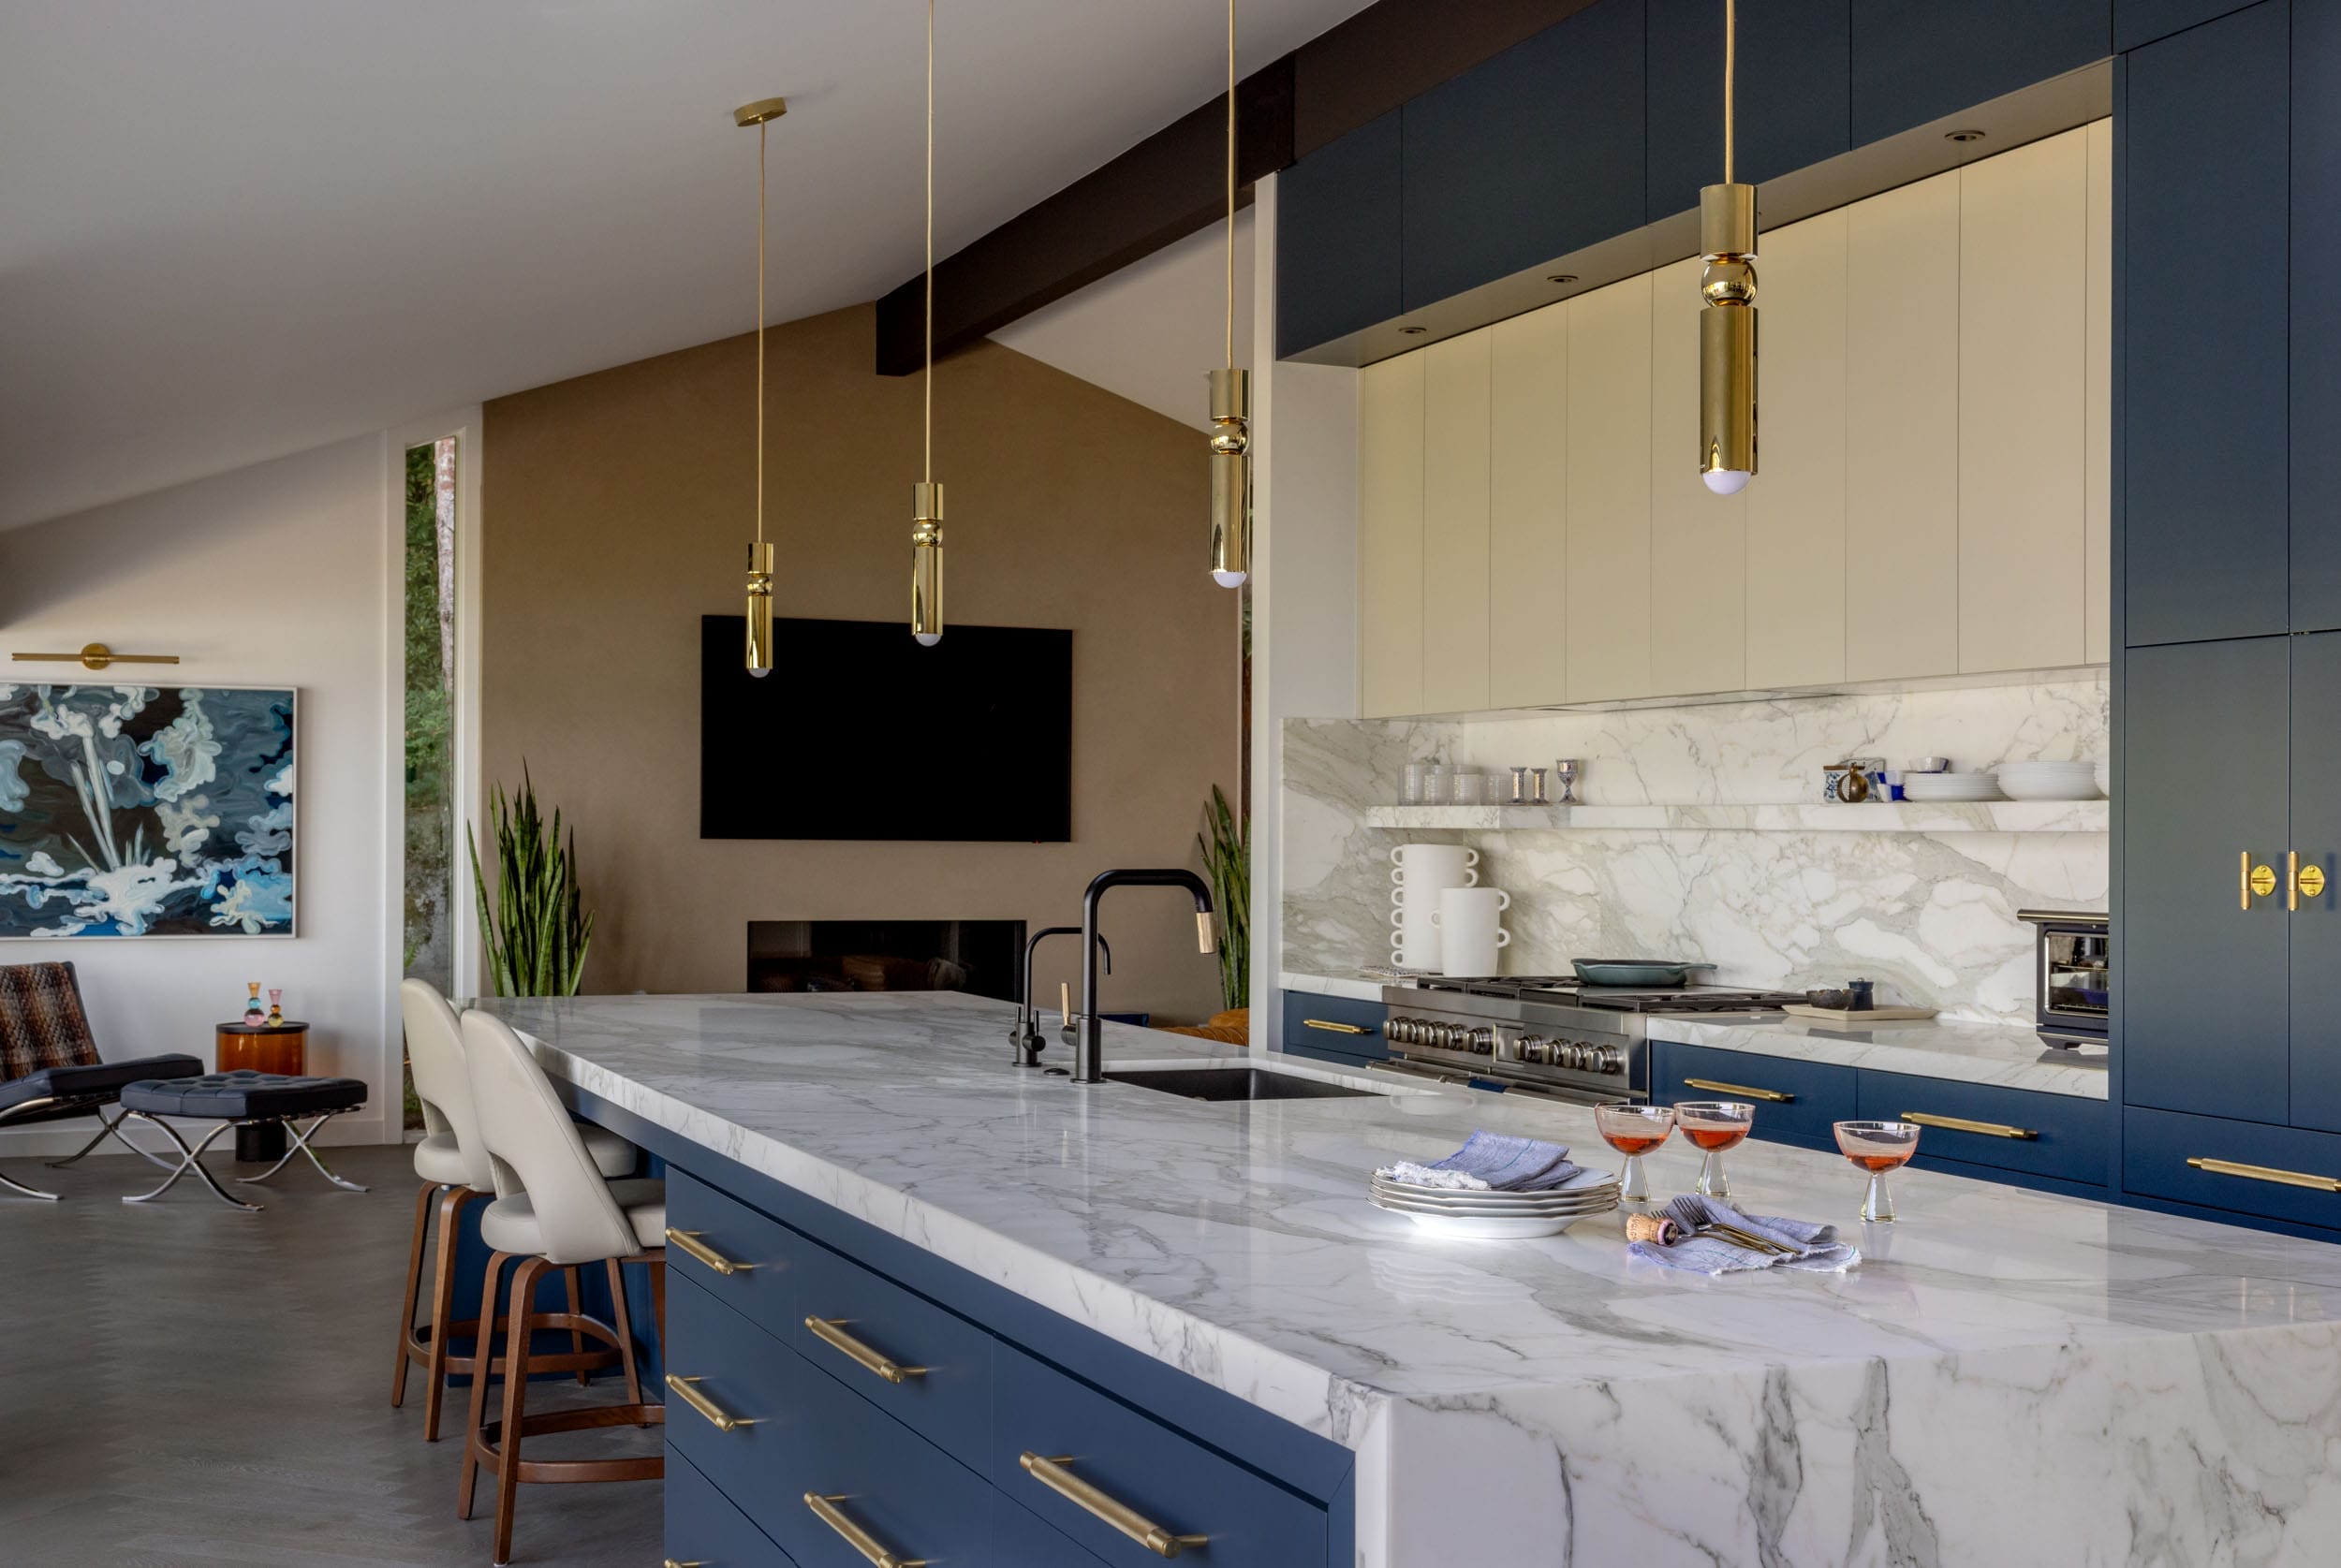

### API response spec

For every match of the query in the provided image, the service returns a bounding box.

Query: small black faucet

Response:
[1013,926,1108,1067]
[1075,868,1215,1084]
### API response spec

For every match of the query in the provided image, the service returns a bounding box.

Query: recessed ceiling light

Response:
[1546,273,1579,286]
[1946,128,1986,143]
[1399,325,1427,335]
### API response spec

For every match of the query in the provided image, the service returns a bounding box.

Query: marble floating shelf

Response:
[1362,800,2109,833]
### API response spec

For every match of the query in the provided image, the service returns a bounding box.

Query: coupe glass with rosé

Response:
[1833,1120,1921,1222]
[1674,1101,1756,1199]
[1593,1101,1675,1202]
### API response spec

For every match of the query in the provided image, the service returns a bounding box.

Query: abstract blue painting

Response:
[0,684,296,937]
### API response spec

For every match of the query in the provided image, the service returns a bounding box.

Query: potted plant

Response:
[468,768,595,996]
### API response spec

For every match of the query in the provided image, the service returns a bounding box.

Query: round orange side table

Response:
[215,1020,308,1162]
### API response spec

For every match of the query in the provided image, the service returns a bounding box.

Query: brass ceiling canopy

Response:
[733,97,789,127]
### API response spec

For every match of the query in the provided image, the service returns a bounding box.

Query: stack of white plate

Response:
[1994,759,2102,800]
[1368,1165,1620,1238]
[1901,771,2004,802]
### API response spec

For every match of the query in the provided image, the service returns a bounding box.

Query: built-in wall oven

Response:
[1373,978,1805,1105]
[2018,910,2111,1048]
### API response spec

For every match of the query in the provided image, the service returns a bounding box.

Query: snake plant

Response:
[468,769,595,997]
[1196,784,1250,1013]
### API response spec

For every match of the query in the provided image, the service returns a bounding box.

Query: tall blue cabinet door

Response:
[1275,110,1403,358]
[2291,634,2341,1133]
[1643,0,1848,222]
[2123,0,2290,647]
[2124,637,2289,1121]
[1849,1,2109,145]
[1400,0,1644,311]
[2293,0,2341,631]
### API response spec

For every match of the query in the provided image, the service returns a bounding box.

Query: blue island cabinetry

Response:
[638,1150,1354,1568]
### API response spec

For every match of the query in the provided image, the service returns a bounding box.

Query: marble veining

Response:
[479,990,2341,1568]
[1284,678,2109,1022]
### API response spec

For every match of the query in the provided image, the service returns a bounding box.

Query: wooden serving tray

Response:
[1782,1004,1939,1023]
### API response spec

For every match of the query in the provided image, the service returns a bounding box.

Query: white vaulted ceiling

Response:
[0,0,1371,530]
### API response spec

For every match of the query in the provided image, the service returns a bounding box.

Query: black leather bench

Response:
[0,960,205,1201]
[119,1070,370,1211]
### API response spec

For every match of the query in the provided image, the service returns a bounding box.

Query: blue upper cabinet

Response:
[2293,0,2341,632]
[1275,109,1404,358]
[1850,1,2109,144]
[2116,0,2262,51]
[1643,0,1849,223]
[1399,0,1645,312]
[2122,0,2290,647]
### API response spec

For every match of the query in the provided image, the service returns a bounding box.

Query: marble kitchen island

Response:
[477,990,2341,1568]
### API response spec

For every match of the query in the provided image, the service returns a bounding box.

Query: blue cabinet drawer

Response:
[791,1234,994,1472]
[667,1165,802,1336]
[1280,989,1388,1062]
[669,1446,798,1567]
[1856,1071,2110,1188]
[1650,1038,1857,1151]
[664,1271,810,1521]
[992,1492,1112,1567]
[2125,1106,2341,1235]
[993,1343,1326,1568]
[780,1342,996,1568]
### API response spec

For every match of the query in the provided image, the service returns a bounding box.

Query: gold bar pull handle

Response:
[803,1493,929,1568]
[2245,852,2277,906]
[2243,849,2252,911]
[1901,1110,2038,1141]
[1019,1452,1208,1559]
[664,1561,706,1567]
[663,1373,757,1431]
[805,1316,927,1385]
[1683,1077,1794,1104]
[2187,1156,2341,1193]
[2290,850,2302,912]
[664,1227,751,1277]
[1303,1018,1368,1035]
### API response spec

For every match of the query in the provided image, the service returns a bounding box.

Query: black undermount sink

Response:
[1103,1066,1387,1102]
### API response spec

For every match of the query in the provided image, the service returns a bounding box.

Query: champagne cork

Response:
[1625,1211,1682,1247]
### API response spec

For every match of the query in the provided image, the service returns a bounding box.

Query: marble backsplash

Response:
[1281,676,2110,1022]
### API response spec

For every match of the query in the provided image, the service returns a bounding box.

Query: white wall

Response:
[1,433,396,1151]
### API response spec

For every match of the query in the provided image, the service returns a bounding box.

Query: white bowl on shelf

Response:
[1901,772,2005,802]
[1995,761,2102,801]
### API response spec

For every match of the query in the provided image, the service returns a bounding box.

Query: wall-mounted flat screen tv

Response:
[700,614,1071,842]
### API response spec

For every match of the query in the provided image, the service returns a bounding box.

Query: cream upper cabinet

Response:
[1649,257,1746,696]
[1357,353,1425,718]
[1566,274,1654,703]
[2083,118,2113,665]
[1420,329,1494,713]
[1960,128,2088,672]
[1845,169,1962,681]
[1744,207,1848,688]
[1489,304,1569,708]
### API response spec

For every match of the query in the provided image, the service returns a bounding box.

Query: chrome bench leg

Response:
[46,1106,179,1172]
[0,1166,63,1201]
[119,1112,260,1212]
[236,1110,369,1194]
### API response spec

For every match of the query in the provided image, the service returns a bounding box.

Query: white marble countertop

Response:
[1650,1013,2110,1099]
[478,990,2341,1568]
[1277,968,1388,1003]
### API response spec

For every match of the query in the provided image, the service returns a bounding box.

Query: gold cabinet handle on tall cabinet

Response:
[805,1316,927,1385]
[2187,1156,2341,1193]
[1683,1077,1794,1104]
[1901,1110,2038,1141]
[1303,1018,1368,1034]
[2244,852,2277,907]
[664,1373,757,1431]
[1019,1452,1209,1559]
[2296,854,2327,906]
[803,1492,929,1568]
[665,1227,751,1276]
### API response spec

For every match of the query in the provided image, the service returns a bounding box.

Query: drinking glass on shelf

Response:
[1426,764,1453,806]
[1593,1101,1675,1203]
[1675,1101,1756,1199]
[1402,761,1434,806]
[1450,769,1487,805]
[1833,1120,1921,1223]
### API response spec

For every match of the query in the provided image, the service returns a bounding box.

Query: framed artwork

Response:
[0,683,297,938]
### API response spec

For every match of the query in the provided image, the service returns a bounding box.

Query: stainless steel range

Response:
[1374,976,1804,1105]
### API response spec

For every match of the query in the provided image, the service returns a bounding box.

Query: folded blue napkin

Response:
[1627,1194,1860,1275]
[1381,1130,1583,1192]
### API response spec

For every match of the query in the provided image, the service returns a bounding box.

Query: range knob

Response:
[1594,1044,1626,1074]
[1517,1034,1551,1065]
[1389,1018,1414,1045]
[1563,1041,1591,1071]
[1433,1023,1462,1050]
[1468,1027,1495,1055]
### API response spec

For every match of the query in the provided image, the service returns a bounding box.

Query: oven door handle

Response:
[1366,1059,1462,1086]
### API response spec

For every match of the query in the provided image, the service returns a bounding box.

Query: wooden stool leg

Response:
[606,1257,643,1412]
[422,1186,474,1442]
[493,1255,548,1567]
[457,1250,509,1521]
[390,1179,435,1408]
[564,1265,589,1386]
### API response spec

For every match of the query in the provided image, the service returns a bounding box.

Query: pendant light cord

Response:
[924,0,935,485]
[756,120,768,545]
[1722,0,1736,186]
[1225,0,1236,370]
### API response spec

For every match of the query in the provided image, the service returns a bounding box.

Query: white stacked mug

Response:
[1431,887,1511,977]
[1390,844,1478,970]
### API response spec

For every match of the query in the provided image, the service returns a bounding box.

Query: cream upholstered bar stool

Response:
[390,979,640,1441]
[457,1007,665,1567]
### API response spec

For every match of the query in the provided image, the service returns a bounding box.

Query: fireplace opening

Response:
[747,919,1029,1003]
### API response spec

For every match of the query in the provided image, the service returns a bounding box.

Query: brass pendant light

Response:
[735,95,788,674]
[1208,0,1251,588]
[910,0,946,645]
[1699,0,1757,495]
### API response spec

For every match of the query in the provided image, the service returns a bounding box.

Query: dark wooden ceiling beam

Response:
[873,0,1596,374]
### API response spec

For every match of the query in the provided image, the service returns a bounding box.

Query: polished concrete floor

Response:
[0,1143,661,1567]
